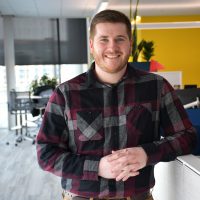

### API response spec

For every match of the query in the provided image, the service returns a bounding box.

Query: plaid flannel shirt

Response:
[36,62,197,198]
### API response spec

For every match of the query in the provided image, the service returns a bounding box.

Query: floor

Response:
[0,128,62,200]
[0,128,160,200]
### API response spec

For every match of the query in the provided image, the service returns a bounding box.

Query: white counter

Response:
[177,154,200,175]
[153,154,200,200]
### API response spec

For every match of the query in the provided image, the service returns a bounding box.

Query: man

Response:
[36,10,197,200]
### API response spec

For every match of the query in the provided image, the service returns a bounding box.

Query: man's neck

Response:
[95,65,127,85]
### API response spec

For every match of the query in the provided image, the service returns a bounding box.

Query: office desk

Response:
[153,155,200,200]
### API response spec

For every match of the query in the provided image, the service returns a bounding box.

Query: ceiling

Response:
[0,0,200,19]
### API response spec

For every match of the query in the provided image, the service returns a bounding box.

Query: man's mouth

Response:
[105,55,120,59]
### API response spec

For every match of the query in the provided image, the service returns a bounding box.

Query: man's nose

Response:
[107,40,118,49]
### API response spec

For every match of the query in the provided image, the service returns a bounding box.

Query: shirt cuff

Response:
[82,159,100,181]
[141,143,159,165]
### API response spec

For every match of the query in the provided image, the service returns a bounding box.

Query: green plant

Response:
[131,0,140,61]
[134,40,155,62]
[30,74,58,93]
[130,0,155,62]
[142,40,155,61]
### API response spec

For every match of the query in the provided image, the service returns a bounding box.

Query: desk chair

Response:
[8,90,36,146]
[30,86,54,144]
[31,86,53,119]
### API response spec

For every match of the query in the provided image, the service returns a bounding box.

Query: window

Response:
[0,66,7,128]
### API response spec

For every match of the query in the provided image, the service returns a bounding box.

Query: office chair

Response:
[175,88,200,105]
[8,90,36,146]
[31,85,53,117]
[30,86,54,142]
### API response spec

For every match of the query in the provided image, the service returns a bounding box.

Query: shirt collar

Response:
[85,62,98,87]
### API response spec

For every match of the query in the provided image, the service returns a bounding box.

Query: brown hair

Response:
[90,9,132,39]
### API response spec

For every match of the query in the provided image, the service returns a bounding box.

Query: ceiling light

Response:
[96,0,108,14]
[136,21,200,29]
[131,16,141,25]
[140,3,200,9]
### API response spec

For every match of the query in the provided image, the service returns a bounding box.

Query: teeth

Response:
[106,55,119,58]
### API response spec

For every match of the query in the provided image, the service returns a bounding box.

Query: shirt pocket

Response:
[76,110,103,141]
[126,102,153,118]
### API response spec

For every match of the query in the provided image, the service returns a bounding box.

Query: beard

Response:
[92,51,130,74]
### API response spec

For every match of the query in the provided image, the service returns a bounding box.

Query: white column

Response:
[3,16,16,129]
[86,17,92,67]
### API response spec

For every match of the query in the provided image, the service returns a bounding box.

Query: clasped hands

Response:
[98,147,148,181]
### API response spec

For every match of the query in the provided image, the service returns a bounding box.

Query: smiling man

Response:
[90,21,131,83]
[36,10,197,200]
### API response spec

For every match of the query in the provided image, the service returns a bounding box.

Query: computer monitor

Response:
[184,84,197,89]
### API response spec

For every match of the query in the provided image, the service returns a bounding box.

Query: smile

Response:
[105,55,120,59]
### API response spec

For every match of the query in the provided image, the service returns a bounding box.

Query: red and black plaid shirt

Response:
[36,62,197,198]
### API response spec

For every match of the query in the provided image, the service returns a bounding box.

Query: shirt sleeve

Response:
[36,87,100,181]
[141,79,197,165]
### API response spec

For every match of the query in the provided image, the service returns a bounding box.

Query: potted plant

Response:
[30,74,58,94]
[142,40,155,61]
[129,0,155,71]
[30,74,58,117]
[131,39,155,71]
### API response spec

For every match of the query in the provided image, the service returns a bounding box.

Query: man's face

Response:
[90,22,132,74]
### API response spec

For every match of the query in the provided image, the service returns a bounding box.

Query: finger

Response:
[107,153,119,161]
[117,163,140,178]
[115,169,130,181]
[115,168,140,181]
[129,171,140,177]
[120,167,140,181]
[122,171,140,181]
[115,164,132,181]
[108,151,127,162]
[128,162,141,171]
[110,159,129,173]
[112,148,128,154]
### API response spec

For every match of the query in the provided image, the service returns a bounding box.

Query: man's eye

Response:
[116,38,125,42]
[100,38,108,42]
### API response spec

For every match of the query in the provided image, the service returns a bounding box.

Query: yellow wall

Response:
[139,16,200,87]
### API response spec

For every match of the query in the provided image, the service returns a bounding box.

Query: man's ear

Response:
[89,39,94,53]
[129,38,133,55]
